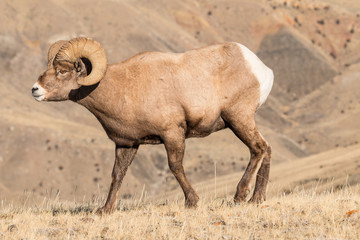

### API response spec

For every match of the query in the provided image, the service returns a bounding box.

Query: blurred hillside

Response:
[0,0,359,203]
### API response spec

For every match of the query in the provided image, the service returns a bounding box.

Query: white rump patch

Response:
[32,82,47,101]
[237,43,274,107]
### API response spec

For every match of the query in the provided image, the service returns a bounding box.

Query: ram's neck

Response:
[70,71,142,147]
[71,64,116,110]
[73,81,108,114]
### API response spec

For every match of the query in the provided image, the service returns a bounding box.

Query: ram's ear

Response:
[74,59,87,77]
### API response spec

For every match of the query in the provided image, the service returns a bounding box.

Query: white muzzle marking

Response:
[32,82,47,101]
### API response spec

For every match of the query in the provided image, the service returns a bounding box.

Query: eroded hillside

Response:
[0,0,359,203]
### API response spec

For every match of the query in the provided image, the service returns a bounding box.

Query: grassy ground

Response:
[1,186,359,240]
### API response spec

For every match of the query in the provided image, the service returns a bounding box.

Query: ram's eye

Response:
[56,69,68,75]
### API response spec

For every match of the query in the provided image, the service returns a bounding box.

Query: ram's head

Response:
[32,37,107,101]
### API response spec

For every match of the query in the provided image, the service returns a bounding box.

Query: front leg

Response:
[96,145,138,215]
[163,128,199,208]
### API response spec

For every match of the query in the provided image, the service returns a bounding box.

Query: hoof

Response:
[248,193,265,204]
[234,188,250,204]
[95,206,115,216]
[185,201,198,208]
[185,193,199,208]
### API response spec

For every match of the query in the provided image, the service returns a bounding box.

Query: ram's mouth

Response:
[32,94,45,101]
[31,82,47,102]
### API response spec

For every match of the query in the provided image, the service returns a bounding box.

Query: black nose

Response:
[32,87,38,94]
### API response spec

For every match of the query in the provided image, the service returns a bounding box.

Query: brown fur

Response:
[33,41,272,215]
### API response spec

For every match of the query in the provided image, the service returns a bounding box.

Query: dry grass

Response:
[1,186,359,240]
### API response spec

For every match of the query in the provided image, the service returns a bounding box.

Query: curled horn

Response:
[47,40,68,67]
[54,37,108,86]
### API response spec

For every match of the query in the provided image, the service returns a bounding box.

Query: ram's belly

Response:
[138,135,163,144]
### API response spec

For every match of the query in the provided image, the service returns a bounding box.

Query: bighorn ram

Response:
[32,37,273,214]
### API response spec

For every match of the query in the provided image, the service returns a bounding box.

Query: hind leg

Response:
[249,145,271,203]
[223,111,270,203]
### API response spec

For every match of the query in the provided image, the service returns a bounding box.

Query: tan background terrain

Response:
[0,0,359,205]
